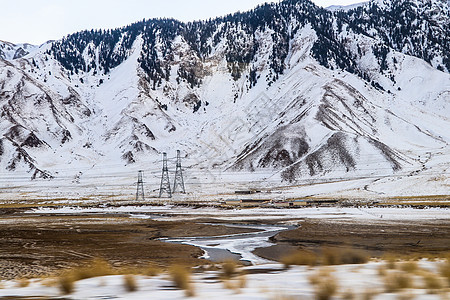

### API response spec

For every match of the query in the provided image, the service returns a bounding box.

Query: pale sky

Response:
[0,0,362,45]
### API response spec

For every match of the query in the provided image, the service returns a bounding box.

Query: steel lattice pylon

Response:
[136,170,145,201]
[158,152,172,198]
[173,150,185,194]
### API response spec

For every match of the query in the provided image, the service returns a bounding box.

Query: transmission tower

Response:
[158,152,172,198]
[136,170,145,201]
[173,150,185,193]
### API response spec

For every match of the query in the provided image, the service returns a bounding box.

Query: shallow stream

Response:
[161,223,295,265]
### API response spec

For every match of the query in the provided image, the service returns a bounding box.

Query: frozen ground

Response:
[1,206,449,298]
[28,205,450,223]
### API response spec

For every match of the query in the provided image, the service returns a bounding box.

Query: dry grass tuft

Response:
[361,289,379,300]
[382,254,397,269]
[69,258,115,281]
[221,260,238,279]
[17,278,30,288]
[322,247,341,265]
[440,258,450,285]
[281,250,318,267]
[169,265,195,297]
[396,291,415,300]
[238,274,247,289]
[422,272,444,293]
[144,263,162,277]
[281,247,368,268]
[321,247,369,265]
[315,276,338,300]
[400,261,419,273]
[384,271,414,292]
[57,258,114,294]
[342,289,354,299]
[123,274,137,292]
[58,274,75,294]
[40,277,58,288]
[378,265,388,277]
[340,248,370,265]
[223,274,247,293]
[309,268,338,300]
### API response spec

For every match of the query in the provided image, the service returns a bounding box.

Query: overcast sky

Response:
[0,0,363,45]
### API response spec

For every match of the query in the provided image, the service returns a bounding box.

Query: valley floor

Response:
[0,203,449,299]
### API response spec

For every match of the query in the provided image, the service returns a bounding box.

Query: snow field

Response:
[0,260,448,299]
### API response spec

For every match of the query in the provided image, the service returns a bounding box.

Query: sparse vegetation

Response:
[382,253,397,269]
[342,289,355,299]
[440,257,450,284]
[123,274,137,292]
[144,263,162,276]
[58,274,75,294]
[281,250,318,267]
[67,258,115,281]
[17,278,30,288]
[377,264,388,277]
[221,260,238,279]
[384,271,414,292]
[322,247,369,265]
[169,265,195,297]
[361,289,379,300]
[309,268,338,300]
[57,258,114,294]
[422,272,444,293]
[281,247,368,268]
[400,261,419,273]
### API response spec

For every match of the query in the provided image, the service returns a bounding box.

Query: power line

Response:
[158,152,172,198]
[135,170,145,201]
[173,150,186,194]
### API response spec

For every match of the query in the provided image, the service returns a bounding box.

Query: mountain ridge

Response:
[0,0,448,198]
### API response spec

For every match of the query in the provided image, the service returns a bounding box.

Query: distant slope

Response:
[0,0,448,198]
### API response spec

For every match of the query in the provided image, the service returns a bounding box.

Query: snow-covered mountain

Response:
[0,0,449,198]
[0,41,36,60]
[326,2,368,11]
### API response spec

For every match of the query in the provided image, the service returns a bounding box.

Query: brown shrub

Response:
[440,259,450,285]
[384,271,413,292]
[221,260,238,279]
[309,268,338,300]
[422,272,444,293]
[70,258,114,281]
[382,254,397,269]
[123,274,137,292]
[281,250,318,267]
[322,248,341,265]
[361,289,379,300]
[17,278,30,288]
[169,265,195,297]
[400,261,419,273]
[58,274,75,294]
[315,276,338,300]
[145,263,162,276]
[238,274,247,289]
[340,248,369,265]
[342,289,354,300]
[377,265,387,277]
[322,247,369,265]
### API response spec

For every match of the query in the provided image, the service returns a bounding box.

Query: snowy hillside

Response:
[0,41,36,60]
[0,0,448,198]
